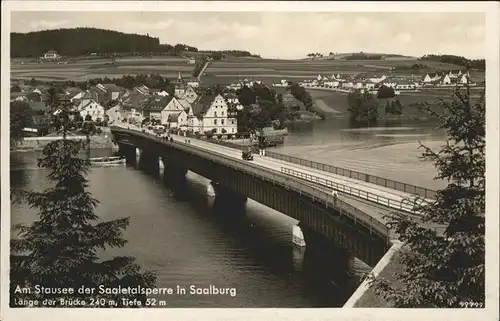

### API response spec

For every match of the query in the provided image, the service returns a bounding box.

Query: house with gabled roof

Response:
[368,74,387,84]
[457,73,472,85]
[395,80,416,91]
[75,95,105,121]
[187,94,238,135]
[134,85,150,96]
[173,71,198,103]
[440,74,452,85]
[166,111,189,131]
[120,92,150,120]
[423,72,441,83]
[381,77,398,88]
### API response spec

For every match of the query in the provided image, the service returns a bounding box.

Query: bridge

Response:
[111,124,440,267]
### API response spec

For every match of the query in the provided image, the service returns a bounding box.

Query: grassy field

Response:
[10,56,195,82]
[200,57,464,85]
[306,87,483,118]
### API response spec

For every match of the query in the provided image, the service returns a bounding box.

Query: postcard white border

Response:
[1,1,499,320]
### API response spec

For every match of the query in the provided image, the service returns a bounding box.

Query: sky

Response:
[10,11,486,59]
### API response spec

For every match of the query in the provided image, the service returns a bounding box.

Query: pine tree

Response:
[370,81,485,307]
[10,102,156,307]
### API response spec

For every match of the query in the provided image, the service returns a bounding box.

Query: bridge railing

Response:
[112,127,391,241]
[265,150,437,200]
[281,167,425,216]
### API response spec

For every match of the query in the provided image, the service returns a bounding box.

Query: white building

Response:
[189,94,238,135]
[441,74,452,85]
[76,98,105,121]
[381,78,398,88]
[369,75,387,84]
[166,110,189,131]
[423,73,441,83]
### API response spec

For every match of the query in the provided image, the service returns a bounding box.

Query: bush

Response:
[377,85,396,99]
[205,130,214,139]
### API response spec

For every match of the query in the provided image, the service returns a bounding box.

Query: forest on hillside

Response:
[10,28,198,58]
[11,28,260,59]
[419,54,485,71]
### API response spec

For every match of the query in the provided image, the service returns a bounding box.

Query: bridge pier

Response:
[138,150,159,176]
[162,158,187,185]
[211,181,247,217]
[118,143,137,166]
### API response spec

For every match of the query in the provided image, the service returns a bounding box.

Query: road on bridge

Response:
[113,123,445,236]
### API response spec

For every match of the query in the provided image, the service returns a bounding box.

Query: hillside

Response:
[10,28,197,58]
[200,57,464,85]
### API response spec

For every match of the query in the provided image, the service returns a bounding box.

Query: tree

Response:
[205,130,214,139]
[11,84,22,93]
[377,85,396,99]
[10,101,34,142]
[370,82,485,307]
[85,114,92,121]
[10,103,156,307]
[347,90,379,122]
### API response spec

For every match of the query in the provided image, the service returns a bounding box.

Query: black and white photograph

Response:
[1,1,499,320]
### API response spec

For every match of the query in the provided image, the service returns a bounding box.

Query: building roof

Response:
[25,92,43,102]
[133,85,150,96]
[65,87,83,97]
[101,83,123,92]
[396,80,414,85]
[142,95,175,112]
[10,92,27,99]
[92,85,107,95]
[76,98,103,111]
[190,95,215,117]
[167,112,182,122]
[122,93,149,110]
[177,99,192,110]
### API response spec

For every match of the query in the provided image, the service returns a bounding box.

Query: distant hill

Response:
[302,53,417,61]
[11,27,261,60]
[10,27,199,58]
[419,54,485,71]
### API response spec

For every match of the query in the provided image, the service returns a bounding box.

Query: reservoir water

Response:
[10,118,445,308]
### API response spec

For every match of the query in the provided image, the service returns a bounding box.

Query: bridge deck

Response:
[112,124,445,237]
[159,131,427,210]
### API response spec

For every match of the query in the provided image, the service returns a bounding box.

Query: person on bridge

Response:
[332,190,338,205]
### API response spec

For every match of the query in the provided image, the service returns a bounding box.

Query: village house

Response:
[322,79,340,88]
[363,80,377,90]
[166,111,189,131]
[188,94,238,135]
[134,85,150,96]
[99,83,125,101]
[395,80,417,91]
[41,50,61,60]
[341,81,354,89]
[368,74,387,84]
[75,93,105,121]
[423,73,441,83]
[457,73,472,85]
[160,96,189,125]
[448,70,463,79]
[186,79,200,88]
[25,92,49,112]
[120,92,150,121]
[381,78,398,88]
[10,92,28,102]
[440,74,452,86]
[173,72,199,104]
